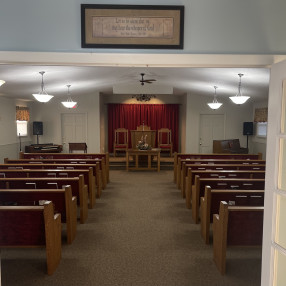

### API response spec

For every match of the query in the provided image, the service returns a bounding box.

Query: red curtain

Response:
[108,104,179,153]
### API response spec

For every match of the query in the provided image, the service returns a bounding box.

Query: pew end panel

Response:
[95,162,102,198]
[77,175,88,224]
[173,152,178,183]
[0,186,77,244]
[0,201,62,275]
[62,185,77,244]
[213,201,264,275]
[200,186,212,244]
[185,170,192,209]
[200,187,264,244]
[43,201,62,275]
[87,167,96,208]
[213,202,228,275]
[192,176,201,224]
[180,162,187,198]
[176,158,182,190]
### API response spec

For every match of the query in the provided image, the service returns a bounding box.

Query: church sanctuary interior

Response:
[0,1,286,286]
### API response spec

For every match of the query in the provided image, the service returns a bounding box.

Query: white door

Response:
[261,60,286,286]
[199,114,224,153]
[61,113,87,153]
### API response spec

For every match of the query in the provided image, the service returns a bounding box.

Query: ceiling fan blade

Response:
[139,73,156,85]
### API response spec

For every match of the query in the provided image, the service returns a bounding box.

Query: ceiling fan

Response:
[139,73,156,86]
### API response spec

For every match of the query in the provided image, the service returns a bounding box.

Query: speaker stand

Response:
[246,135,249,150]
[19,133,22,152]
[37,134,39,145]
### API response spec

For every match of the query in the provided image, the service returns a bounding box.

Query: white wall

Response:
[0,97,32,161]
[186,93,254,153]
[31,92,101,153]
[0,0,286,54]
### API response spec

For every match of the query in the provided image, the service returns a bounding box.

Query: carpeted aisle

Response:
[1,170,262,286]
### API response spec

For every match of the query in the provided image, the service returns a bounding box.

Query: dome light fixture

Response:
[0,80,5,87]
[207,86,222,110]
[229,73,250,105]
[32,71,54,103]
[61,85,77,108]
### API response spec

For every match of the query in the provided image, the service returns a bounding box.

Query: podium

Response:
[130,130,156,149]
[68,143,87,153]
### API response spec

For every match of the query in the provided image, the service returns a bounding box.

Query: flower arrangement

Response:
[136,135,151,150]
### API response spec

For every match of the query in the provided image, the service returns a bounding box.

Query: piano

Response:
[25,143,63,153]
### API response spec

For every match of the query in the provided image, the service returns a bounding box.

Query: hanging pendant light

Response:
[229,73,250,104]
[61,85,77,108]
[0,80,5,87]
[32,71,54,103]
[208,86,222,110]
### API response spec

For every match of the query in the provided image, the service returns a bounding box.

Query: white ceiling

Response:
[0,64,270,102]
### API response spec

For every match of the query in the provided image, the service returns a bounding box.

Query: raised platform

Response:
[109,153,174,171]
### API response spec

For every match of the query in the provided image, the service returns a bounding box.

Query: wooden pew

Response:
[177,158,265,190]
[185,169,265,208]
[19,151,110,184]
[192,177,265,223]
[0,176,88,224]
[181,162,266,198]
[213,201,263,275]
[0,201,61,275]
[173,152,262,184]
[0,168,96,209]
[2,161,103,196]
[0,186,77,244]
[200,187,264,244]
[4,157,107,191]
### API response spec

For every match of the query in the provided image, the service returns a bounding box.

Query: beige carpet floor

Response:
[1,170,262,286]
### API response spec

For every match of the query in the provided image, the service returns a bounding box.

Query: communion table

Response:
[126,148,161,172]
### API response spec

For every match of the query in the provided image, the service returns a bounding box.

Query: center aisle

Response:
[2,170,262,286]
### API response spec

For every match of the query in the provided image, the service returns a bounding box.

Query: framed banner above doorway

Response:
[81,4,184,49]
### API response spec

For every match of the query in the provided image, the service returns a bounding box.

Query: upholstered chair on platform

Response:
[158,128,173,156]
[113,128,128,156]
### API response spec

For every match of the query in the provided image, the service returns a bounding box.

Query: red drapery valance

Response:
[108,104,179,153]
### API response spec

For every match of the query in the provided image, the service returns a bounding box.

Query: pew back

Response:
[0,168,96,208]
[173,152,262,183]
[177,158,265,189]
[213,201,264,275]
[0,175,88,224]
[0,163,102,198]
[192,177,265,223]
[19,151,109,183]
[0,201,61,275]
[0,186,77,244]
[181,162,266,197]
[185,169,265,208]
[200,187,264,244]
[4,158,107,190]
